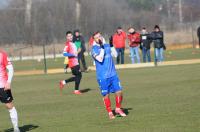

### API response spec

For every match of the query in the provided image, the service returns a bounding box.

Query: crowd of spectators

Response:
[64,25,167,71]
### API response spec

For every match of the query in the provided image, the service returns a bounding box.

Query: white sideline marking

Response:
[88,59,200,70]
[15,59,200,76]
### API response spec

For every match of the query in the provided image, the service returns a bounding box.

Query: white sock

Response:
[9,107,19,129]
[62,80,66,85]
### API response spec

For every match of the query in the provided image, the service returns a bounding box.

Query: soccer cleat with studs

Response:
[73,90,82,95]
[115,108,126,117]
[108,112,115,119]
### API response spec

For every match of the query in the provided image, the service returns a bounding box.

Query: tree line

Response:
[0,0,199,45]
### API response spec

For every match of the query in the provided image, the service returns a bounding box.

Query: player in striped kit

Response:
[0,49,20,132]
[59,31,82,95]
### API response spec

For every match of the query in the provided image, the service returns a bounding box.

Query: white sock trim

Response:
[115,108,121,110]
[62,80,66,85]
[9,107,19,128]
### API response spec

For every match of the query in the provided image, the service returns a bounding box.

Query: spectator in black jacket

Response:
[151,25,166,62]
[73,29,88,72]
[140,27,152,63]
[197,26,200,47]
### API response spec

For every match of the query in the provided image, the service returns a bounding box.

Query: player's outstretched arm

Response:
[63,52,76,57]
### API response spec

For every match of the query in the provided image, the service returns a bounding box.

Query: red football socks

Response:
[103,97,112,113]
[115,96,123,109]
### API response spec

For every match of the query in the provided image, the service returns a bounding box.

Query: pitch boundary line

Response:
[15,59,200,76]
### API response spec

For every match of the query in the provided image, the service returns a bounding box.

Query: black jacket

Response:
[140,33,152,49]
[151,31,165,49]
[197,26,200,38]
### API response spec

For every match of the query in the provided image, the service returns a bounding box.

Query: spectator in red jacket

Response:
[88,35,95,65]
[127,27,141,64]
[112,27,126,64]
[89,36,94,49]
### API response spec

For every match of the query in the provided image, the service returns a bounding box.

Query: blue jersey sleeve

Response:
[63,52,75,57]
[92,46,101,58]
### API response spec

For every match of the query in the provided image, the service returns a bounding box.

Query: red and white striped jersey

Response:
[0,50,12,88]
[63,41,79,68]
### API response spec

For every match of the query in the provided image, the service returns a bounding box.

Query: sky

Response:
[0,0,10,9]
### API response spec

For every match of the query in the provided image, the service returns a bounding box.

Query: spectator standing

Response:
[197,26,200,47]
[112,27,126,64]
[88,36,94,50]
[151,25,166,62]
[140,27,152,63]
[73,29,88,72]
[88,34,96,66]
[127,27,141,64]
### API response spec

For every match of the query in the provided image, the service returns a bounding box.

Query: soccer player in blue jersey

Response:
[91,32,126,119]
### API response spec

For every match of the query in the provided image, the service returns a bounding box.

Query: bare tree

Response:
[0,0,200,45]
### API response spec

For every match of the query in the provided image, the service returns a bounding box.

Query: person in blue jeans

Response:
[151,25,166,62]
[127,27,141,64]
[129,46,140,64]
[116,48,125,64]
[140,27,152,63]
[112,27,126,64]
[155,47,164,62]
[110,35,125,64]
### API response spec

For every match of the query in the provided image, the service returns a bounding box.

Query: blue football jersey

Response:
[92,44,117,80]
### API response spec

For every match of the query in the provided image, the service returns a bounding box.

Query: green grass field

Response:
[12,48,200,71]
[0,63,200,132]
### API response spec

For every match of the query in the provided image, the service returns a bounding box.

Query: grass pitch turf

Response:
[0,64,200,132]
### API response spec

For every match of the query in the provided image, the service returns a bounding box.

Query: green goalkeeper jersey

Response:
[74,41,81,50]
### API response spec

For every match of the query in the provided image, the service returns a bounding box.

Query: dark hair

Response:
[154,25,160,29]
[117,26,122,29]
[93,31,100,38]
[74,29,80,33]
[142,27,146,30]
[66,31,72,36]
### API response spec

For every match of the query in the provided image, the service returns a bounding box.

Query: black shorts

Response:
[0,88,13,103]
[71,65,82,76]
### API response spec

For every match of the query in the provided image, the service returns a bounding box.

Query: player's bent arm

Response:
[93,48,105,62]
[63,52,76,57]
[111,47,118,58]
[6,64,14,83]
[77,48,82,53]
